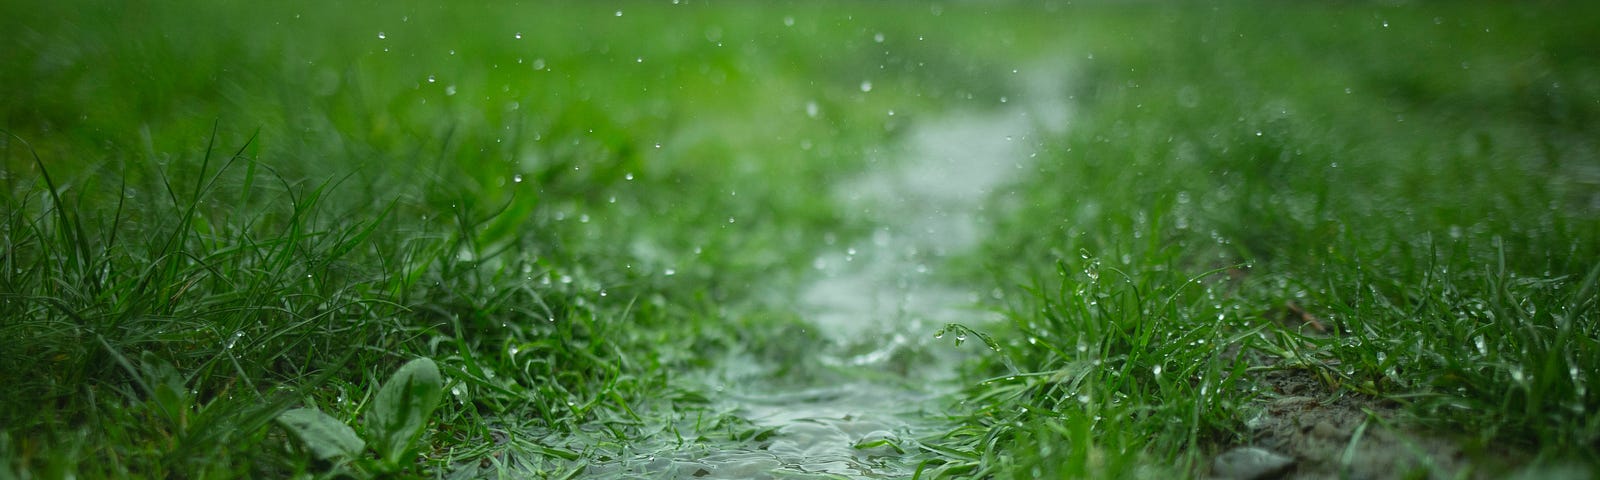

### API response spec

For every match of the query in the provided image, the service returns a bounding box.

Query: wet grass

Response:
[930,3,1600,477]
[3,1,1598,478]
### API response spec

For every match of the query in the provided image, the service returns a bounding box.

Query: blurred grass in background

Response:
[2,0,1598,478]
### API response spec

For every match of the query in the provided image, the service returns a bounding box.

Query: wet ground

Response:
[582,66,1071,478]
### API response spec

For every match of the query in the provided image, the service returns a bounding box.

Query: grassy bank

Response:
[3,1,1597,478]
[930,3,1600,478]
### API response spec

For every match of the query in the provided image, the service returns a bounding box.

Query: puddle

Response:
[582,67,1071,478]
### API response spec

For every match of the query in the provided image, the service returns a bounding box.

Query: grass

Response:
[924,2,1600,477]
[3,1,1599,479]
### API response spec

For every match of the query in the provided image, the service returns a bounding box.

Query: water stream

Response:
[585,68,1069,479]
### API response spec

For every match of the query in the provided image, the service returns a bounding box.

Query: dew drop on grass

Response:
[783,16,794,27]
[806,101,819,118]
[427,75,436,83]
[514,32,522,39]
[934,329,946,339]
[513,174,523,183]
[615,10,623,16]
[377,31,386,39]
[860,80,873,92]
[874,32,885,43]
[1152,364,1163,378]
[226,331,244,349]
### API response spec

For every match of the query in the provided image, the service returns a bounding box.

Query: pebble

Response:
[1211,447,1295,480]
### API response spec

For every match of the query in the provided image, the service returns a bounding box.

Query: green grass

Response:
[3,1,1599,478]
[924,2,1600,477]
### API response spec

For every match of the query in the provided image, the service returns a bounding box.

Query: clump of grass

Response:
[930,2,1600,477]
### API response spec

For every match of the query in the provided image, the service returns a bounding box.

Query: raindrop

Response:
[427,75,436,83]
[514,32,522,39]
[625,172,635,180]
[445,85,456,96]
[615,10,623,16]
[805,101,820,118]
[1152,364,1163,377]
[860,80,873,92]
[874,32,885,43]
[377,31,386,39]
[664,268,676,276]
[783,16,794,27]
[513,174,524,183]
[226,331,244,349]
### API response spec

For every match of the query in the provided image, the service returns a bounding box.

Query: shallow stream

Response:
[587,68,1070,479]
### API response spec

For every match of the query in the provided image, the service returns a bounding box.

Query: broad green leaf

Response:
[277,408,365,460]
[365,357,444,465]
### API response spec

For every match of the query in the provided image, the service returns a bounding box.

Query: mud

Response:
[1214,366,1473,480]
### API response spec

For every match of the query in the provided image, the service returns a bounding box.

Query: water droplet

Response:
[664,268,676,276]
[784,16,794,26]
[615,10,623,16]
[513,174,523,183]
[625,172,634,180]
[445,85,456,96]
[934,329,946,339]
[1152,364,1163,377]
[377,31,386,39]
[805,101,820,118]
[226,331,244,349]
[874,32,885,43]
[859,80,873,92]
[514,32,522,39]
[427,75,436,83]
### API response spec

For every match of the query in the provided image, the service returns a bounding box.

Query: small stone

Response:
[1212,447,1295,480]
